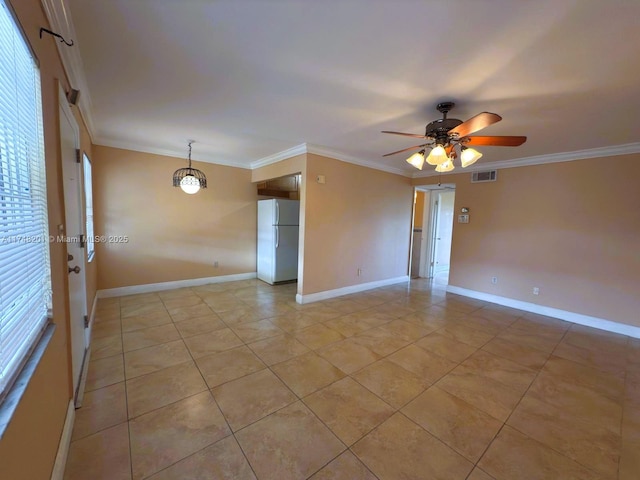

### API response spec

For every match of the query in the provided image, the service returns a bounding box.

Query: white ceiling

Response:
[63,0,640,176]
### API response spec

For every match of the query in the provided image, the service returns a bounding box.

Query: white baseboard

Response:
[296,276,409,304]
[446,285,640,339]
[50,400,75,480]
[97,272,257,298]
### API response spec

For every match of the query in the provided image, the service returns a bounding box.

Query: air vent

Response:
[471,170,497,183]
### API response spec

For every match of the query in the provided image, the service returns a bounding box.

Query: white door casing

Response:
[59,86,88,402]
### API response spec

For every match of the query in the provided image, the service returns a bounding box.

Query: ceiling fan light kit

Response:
[383,101,526,173]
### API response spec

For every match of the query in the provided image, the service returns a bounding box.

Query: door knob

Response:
[68,266,81,274]
[68,254,74,261]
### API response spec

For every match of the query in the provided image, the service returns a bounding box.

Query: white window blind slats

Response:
[0,0,50,399]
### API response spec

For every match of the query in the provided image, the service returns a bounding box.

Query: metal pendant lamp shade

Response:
[173,141,207,194]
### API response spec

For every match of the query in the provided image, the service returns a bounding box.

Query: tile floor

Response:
[64,279,640,479]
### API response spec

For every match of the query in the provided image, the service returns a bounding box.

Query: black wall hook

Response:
[39,28,74,47]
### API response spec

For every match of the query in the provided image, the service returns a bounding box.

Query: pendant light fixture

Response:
[173,141,207,194]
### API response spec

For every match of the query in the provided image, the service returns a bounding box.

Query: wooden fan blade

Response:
[463,135,527,146]
[449,112,502,137]
[382,143,430,157]
[381,130,428,139]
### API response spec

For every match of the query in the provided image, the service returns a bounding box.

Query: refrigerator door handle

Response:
[275,201,280,225]
[275,226,279,248]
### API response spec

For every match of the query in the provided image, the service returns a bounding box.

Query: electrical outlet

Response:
[533,287,540,295]
[491,276,498,284]
[214,261,219,268]
[357,268,362,277]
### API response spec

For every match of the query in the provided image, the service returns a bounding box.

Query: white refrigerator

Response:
[257,199,300,284]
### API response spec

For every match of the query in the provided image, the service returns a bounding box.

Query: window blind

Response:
[0,0,51,400]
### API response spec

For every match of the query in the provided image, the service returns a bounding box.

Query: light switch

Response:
[458,214,469,224]
[316,175,326,184]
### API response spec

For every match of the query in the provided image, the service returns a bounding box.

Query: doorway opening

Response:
[411,185,456,285]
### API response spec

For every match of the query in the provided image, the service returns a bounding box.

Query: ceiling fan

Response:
[382,101,526,172]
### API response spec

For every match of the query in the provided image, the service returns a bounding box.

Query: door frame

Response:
[58,84,89,404]
[414,184,456,280]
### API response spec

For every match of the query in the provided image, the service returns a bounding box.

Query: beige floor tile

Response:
[563,325,628,351]
[126,361,207,418]
[352,358,429,408]
[161,295,204,311]
[120,293,162,308]
[318,338,382,374]
[304,377,394,445]
[121,301,165,319]
[619,436,640,480]
[236,401,345,480]
[248,334,310,365]
[294,323,345,350]
[92,319,122,339]
[437,323,495,347]
[64,423,131,480]
[324,315,372,337]
[297,304,342,321]
[85,354,125,392]
[497,328,561,354]
[310,450,377,480]
[350,327,410,356]
[325,298,368,314]
[461,350,538,394]
[124,339,191,379]
[542,354,625,401]
[168,303,215,322]
[388,344,456,383]
[271,351,345,397]
[379,318,432,341]
[373,301,417,318]
[183,328,243,358]
[121,311,172,333]
[403,386,503,462]
[147,436,256,480]
[72,382,127,441]
[481,336,550,369]
[212,369,297,431]
[507,395,619,478]
[216,306,263,325]
[454,315,511,336]
[352,413,473,480]
[399,310,446,330]
[527,371,623,433]
[156,287,195,300]
[553,340,627,375]
[232,319,284,342]
[478,425,602,480]
[467,467,496,480]
[415,332,477,363]
[196,345,266,388]
[94,306,120,323]
[129,391,230,480]
[91,334,123,360]
[437,365,523,422]
[122,323,181,352]
[268,312,318,333]
[173,313,226,338]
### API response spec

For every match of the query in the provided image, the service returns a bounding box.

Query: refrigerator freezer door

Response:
[274,199,299,225]
[273,225,299,282]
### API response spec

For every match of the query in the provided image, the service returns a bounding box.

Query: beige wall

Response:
[0,0,84,478]
[414,154,640,327]
[303,154,413,295]
[93,146,257,290]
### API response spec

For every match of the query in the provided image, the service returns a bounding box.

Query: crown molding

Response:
[412,142,640,178]
[250,144,308,169]
[94,139,251,170]
[251,143,412,177]
[305,143,411,177]
[40,0,96,140]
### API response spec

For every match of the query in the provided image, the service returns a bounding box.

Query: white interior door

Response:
[59,87,88,402]
[433,190,455,276]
